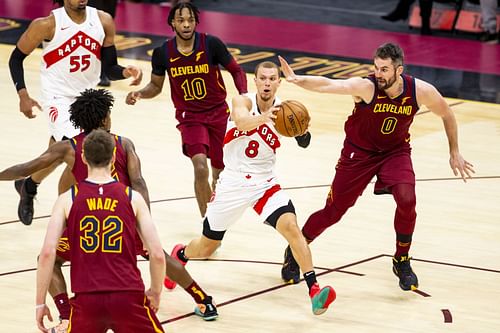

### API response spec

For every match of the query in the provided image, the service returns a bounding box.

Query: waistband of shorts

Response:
[223,168,274,181]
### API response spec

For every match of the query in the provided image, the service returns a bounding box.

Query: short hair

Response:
[69,89,114,133]
[374,42,404,68]
[83,129,115,168]
[254,61,280,76]
[52,0,64,6]
[168,2,200,27]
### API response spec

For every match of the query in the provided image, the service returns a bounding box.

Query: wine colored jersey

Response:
[344,74,419,152]
[66,181,144,293]
[70,132,130,185]
[151,32,230,112]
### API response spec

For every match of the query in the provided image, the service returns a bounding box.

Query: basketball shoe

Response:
[392,255,419,291]
[164,244,187,290]
[194,296,218,321]
[309,283,336,315]
[14,178,36,225]
[281,245,300,284]
[49,319,69,333]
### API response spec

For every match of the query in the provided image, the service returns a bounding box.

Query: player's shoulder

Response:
[30,14,56,30]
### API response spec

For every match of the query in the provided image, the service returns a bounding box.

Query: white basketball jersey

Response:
[40,6,104,100]
[223,93,282,174]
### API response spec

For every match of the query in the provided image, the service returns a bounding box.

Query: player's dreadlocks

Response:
[168,1,200,27]
[53,0,64,6]
[70,88,114,133]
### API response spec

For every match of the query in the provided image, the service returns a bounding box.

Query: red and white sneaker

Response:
[163,244,187,290]
[309,283,336,315]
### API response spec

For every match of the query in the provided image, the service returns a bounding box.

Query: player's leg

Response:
[57,164,76,195]
[377,151,418,290]
[15,137,61,225]
[162,253,218,320]
[207,105,227,192]
[273,206,336,315]
[190,152,212,217]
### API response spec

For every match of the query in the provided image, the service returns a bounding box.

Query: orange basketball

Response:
[274,100,310,137]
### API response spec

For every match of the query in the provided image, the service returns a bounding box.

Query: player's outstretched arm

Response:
[133,192,165,311]
[36,192,70,332]
[126,74,165,105]
[231,95,277,131]
[416,79,475,182]
[278,56,371,97]
[0,142,71,181]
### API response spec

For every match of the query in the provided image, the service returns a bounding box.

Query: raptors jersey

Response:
[166,32,227,112]
[67,181,144,293]
[70,132,130,185]
[41,6,104,101]
[222,93,281,174]
[344,74,419,152]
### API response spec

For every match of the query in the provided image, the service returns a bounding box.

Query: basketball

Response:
[274,100,310,137]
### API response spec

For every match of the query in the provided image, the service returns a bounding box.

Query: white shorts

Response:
[42,96,81,141]
[205,169,291,232]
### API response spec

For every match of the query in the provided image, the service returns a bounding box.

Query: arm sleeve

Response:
[208,35,247,94]
[151,45,168,77]
[9,47,28,91]
[101,45,126,80]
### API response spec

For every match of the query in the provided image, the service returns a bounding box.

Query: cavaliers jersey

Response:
[164,32,227,112]
[70,132,130,185]
[40,6,104,101]
[344,74,419,152]
[222,93,281,174]
[67,181,144,293]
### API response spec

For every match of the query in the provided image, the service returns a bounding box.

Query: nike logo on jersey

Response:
[377,95,386,99]
[61,26,70,30]
[170,56,181,62]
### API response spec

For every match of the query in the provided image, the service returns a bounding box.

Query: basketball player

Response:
[8,0,142,226]
[0,89,217,332]
[164,61,336,316]
[278,43,475,291]
[126,2,247,218]
[36,129,166,333]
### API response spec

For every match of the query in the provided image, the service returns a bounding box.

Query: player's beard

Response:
[377,72,397,90]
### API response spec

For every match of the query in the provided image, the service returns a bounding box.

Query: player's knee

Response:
[193,162,209,180]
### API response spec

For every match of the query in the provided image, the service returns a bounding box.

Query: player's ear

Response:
[81,152,88,166]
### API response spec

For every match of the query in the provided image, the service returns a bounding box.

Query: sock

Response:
[185,281,210,304]
[303,271,318,292]
[25,176,39,195]
[177,247,189,263]
[53,293,71,320]
[395,233,412,258]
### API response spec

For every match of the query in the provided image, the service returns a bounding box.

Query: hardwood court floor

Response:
[0,45,499,332]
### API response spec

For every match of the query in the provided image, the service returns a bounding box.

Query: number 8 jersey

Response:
[222,93,282,175]
[40,6,104,101]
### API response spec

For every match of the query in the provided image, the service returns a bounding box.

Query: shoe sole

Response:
[194,307,218,321]
[312,286,336,315]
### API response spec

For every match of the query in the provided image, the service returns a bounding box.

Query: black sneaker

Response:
[392,255,419,291]
[281,245,300,284]
[14,178,35,225]
[194,297,218,321]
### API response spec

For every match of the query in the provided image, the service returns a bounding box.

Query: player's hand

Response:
[278,55,298,83]
[19,91,41,119]
[126,91,142,105]
[449,152,475,182]
[124,65,143,86]
[36,304,53,333]
[145,288,161,313]
[262,105,278,124]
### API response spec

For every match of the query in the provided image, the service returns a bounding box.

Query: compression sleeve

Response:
[151,45,168,76]
[295,131,311,148]
[208,35,248,94]
[101,45,126,80]
[9,47,28,91]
